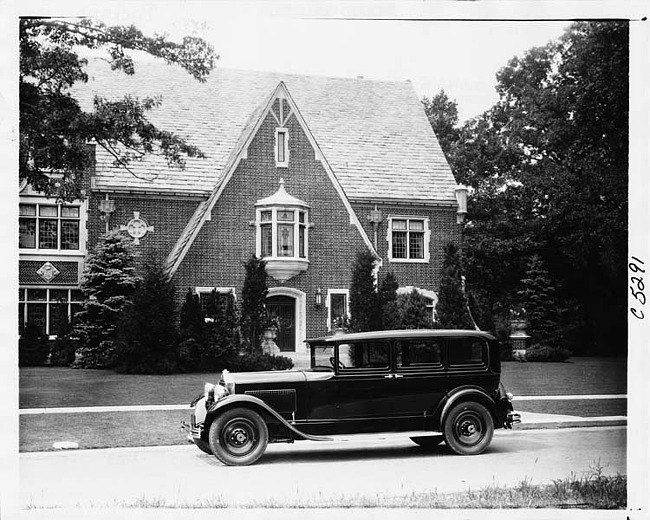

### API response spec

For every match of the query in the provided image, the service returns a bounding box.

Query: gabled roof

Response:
[164,80,378,277]
[74,56,458,203]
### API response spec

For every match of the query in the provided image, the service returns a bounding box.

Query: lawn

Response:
[20,356,627,409]
[18,356,627,452]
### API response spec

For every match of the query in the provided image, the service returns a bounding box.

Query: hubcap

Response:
[454,412,484,446]
[221,418,257,455]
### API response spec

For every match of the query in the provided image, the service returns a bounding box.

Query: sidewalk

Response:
[515,411,627,430]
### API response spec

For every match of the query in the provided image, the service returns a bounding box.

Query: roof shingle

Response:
[74,57,457,203]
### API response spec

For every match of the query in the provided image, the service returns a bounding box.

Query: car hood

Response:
[228,370,333,385]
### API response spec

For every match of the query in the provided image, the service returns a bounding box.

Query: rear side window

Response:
[447,338,487,369]
[396,339,443,371]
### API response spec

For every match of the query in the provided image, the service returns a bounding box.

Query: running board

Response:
[308,431,442,443]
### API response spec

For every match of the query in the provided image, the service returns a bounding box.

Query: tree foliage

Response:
[19,17,216,200]
[383,289,432,330]
[241,255,269,353]
[349,250,380,332]
[422,90,461,157]
[73,230,141,367]
[435,243,475,330]
[426,22,628,354]
[113,255,178,374]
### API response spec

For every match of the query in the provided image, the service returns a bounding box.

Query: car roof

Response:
[307,329,496,343]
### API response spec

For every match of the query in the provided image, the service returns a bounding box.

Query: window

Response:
[447,338,487,369]
[195,287,236,321]
[20,203,81,251]
[387,217,430,262]
[275,128,289,166]
[338,341,390,371]
[18,287,84,336]
[396,339,443,369]
[257,208,308,260]
[327,290,349,330]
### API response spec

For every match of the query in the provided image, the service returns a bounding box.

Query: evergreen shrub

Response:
[19,323,50,366]
[524,344,572,362]
[229,352,294,372]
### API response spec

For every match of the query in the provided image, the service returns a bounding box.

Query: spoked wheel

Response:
[209,408,269,466]
[410,435,444,449]
[443,401,494,455]
[193,437,213,455]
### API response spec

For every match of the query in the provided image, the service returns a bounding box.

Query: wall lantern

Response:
[455,184,468,224]
[367,205,384,249]
[98,194,116,233]
[315,288,322,308]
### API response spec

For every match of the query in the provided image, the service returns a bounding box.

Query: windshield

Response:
[309,344,335,370]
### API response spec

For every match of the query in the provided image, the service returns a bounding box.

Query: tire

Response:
[208,408,269,466]
[443,401,494,455]
[410,435,444,449]
[193,437,213,455]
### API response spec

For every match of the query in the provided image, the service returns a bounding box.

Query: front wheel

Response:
[209,408,269,466]
[193,437,213,455]
[443,401,494,455]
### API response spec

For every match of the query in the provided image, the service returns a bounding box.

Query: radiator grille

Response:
[245,389,297,413]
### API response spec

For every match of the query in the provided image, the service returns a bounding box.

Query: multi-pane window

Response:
[275,128,288,166]
[18,287,84,336]
[19,203,80,251]
[196,288,236,322]
[257,208,308,260]
[388,217,428,262]
[328,290,349,330]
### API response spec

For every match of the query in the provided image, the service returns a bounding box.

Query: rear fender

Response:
[434,386,497,427]
[206,394,332,442]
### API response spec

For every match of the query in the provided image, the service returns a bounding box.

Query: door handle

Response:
[384,374,404,379]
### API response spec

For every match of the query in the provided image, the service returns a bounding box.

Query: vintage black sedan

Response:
[182,329,521,466]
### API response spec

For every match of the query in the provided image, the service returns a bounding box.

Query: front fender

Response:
[435,386,497,427]
[207,394,332,442]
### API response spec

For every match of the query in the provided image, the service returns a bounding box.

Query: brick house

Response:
[18,59,467,366]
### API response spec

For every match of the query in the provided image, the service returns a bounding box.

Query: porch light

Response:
[315,288,322,308]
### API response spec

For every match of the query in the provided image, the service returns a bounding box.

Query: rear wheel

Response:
[443,401,494,455]
[209,408,269,466]
[410,435,444,449]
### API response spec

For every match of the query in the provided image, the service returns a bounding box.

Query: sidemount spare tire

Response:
[208,407,269,466]
[443,401,494,456]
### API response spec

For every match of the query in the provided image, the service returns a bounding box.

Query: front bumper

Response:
[180,413,203,441]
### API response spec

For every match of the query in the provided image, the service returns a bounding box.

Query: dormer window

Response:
[275,128,289,167]
[256,179,310,282]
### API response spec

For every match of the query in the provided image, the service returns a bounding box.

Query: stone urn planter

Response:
[509,319,530,361]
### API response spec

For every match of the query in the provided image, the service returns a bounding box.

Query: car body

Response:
[181,329,521,465]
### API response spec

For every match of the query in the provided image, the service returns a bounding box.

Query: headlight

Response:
[506,392,514,402]
[204,383,215,403]
[221,369,235,395]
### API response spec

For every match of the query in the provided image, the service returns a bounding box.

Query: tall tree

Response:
[349,250,380,332]
[436,243,475,330]
[19,17,216,200]
[73,230,141,367]
[421,90,460,158]
[114,255,178,374]
[241,255,269,353]
[437,22,628,355]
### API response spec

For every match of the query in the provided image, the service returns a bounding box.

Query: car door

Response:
[388,337,449,427]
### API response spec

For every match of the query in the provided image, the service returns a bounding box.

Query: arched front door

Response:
[266,295,296,352]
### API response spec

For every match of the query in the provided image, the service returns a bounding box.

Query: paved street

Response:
[20,426,625,509]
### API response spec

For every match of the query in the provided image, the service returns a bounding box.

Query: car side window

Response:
[447,338,487,369]
[338,341,390,371]
[396,339,443,370]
